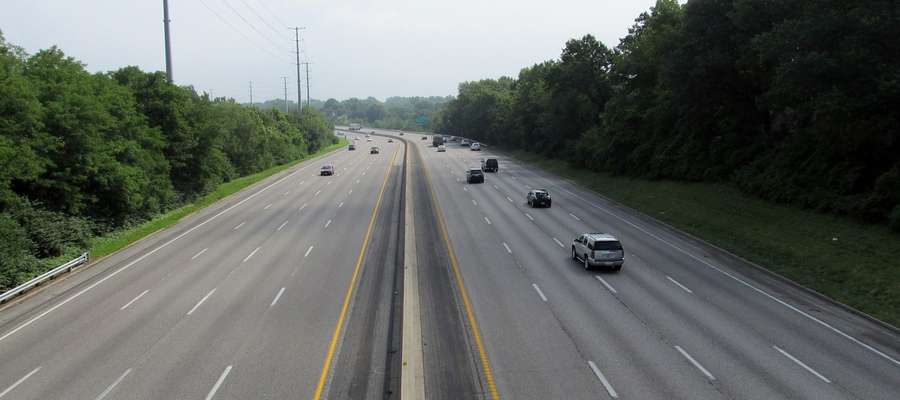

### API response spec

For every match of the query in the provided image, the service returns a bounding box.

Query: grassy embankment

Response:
[88,139,347,260]
[510,150,900,328]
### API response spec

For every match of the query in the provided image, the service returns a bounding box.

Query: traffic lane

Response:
[421,146,602,399]
[0,146,366,367]
[2,148,378,399]
[485,155,900,398]
[328,143,405,399]
[440,150,724,399]
[451,153,850,400]
[0,145,357,335]
[164,146,400,400]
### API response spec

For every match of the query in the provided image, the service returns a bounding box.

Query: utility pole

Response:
[302,62,311,107]
[249,81,253,107]
[290,27,306,113]
[162,0,173,82]
[282,76,289,113]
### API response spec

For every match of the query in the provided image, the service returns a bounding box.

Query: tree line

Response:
[318,96,451,131]
[436,0,900,231]
[0,33,336,290]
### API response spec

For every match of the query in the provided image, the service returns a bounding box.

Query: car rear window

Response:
[534,191,548,198]
[485,159,498,166]
[591,241,622,251]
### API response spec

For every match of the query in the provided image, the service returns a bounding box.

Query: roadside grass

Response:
[509,150,900,328]
[88,139,347,260]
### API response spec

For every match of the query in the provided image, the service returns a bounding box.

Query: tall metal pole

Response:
[303,62,311,107]
[291,27,305,113]
[163,0,173,83]
[282,76,289,113]
[249,81,253,107]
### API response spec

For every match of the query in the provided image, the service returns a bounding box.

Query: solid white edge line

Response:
[550,178,900,368]
[525,213,534,221]
[587,361,618,398]
[304,246,314,258]
[277,220,289,231]
[667,276,694,294]
[204,365,232,400]
[0,366,41,398]
[191,248,208,260]
[120,289,149,310]
[595,275,618,294]
[774,346,831,383]
[187,288,217,316]
[552,237,565,248]
[270,287,286,307]
[0,147,334,343]
[675,345,715,380]
[502,242,512,254]
[94,368,132,400]
[232,222,245,230]
[242,247,261,263]
[532,283,548,302]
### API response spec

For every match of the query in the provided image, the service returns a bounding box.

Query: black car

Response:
[481,158,499,172]
[526,189,551,207]
[466,168,485,184]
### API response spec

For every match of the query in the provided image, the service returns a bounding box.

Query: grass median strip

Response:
[509,150,900,328]
[89,140,347,260]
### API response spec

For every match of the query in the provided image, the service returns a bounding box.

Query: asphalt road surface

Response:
[1,128,899,400]
[377,128,900,400]
[0,135,404,399]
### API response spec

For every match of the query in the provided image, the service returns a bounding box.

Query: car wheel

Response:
[612,265,622,272]
[571,247,577,260]
[584,255,590,271]
[547,201,552,208]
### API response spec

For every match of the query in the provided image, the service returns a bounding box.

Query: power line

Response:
[197,0,290,62]
[252,0,290,30]
[235,0,288,40]
[220,0,288,53]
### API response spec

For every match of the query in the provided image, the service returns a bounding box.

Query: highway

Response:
[0,135,405,399]
[379,129,900,400]
[0,128,899,399]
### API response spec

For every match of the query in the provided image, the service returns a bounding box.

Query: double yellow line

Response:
[312,146,400,400]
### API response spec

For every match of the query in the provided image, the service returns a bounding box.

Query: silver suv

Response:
[572,233,624,271]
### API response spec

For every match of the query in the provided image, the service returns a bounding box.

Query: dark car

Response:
[421,136,427,140]
[348,144,356,151]
[466,168,485,184]
[481,158,499,172]
[526,189,551,208]
[370,147,380,154]
[320,164,334,176]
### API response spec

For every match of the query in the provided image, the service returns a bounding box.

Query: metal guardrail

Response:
[0,252,89,304]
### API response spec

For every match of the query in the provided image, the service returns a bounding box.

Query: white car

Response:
[367,137,373,142]
[470,142,481,151]
[437,145,446,152]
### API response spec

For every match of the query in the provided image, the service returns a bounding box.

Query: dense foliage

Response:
[437,0,900,230]
[0,33,335,290]
[315,96,451,131]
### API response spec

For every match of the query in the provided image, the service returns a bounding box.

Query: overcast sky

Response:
[2,0,659,102]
